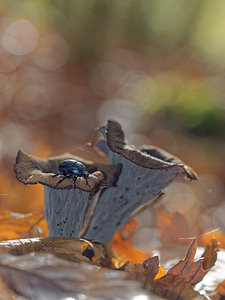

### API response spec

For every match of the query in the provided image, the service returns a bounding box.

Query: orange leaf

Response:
[0,172,44,213]
[155,266,166,280]
[112,219,150,263]
[0,211,48,240]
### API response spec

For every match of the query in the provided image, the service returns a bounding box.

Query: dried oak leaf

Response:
[153,274,205,300]
[167,239,206,285]
[167,238,219,283]
[125,256,160,287]
[125,239,219,300]
[202,238,220,271]
[125,255,205,300]
[197,248,225,300]
[0,274,20,299]
[0,236,111,266]
[215,280,225,299]
[0,252,150,300]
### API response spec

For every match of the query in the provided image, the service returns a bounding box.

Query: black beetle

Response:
[54,159,89,188]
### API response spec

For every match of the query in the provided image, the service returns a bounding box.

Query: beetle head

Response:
[83,170,89,179]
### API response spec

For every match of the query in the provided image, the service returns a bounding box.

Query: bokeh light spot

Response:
[162,182,198,217]
[2,19,38,55]
[33,34,69,71]
[132,295,149,300]
[132,228,162,253]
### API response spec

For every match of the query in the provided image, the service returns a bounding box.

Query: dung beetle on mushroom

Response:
[54,159,89,188]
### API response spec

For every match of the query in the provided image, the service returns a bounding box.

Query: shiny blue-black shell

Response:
[58,159,88,178]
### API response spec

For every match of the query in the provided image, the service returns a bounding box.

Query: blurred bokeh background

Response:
[0,0,224,252]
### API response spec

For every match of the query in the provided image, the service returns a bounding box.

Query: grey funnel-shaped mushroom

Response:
[82,120,197,244]
[14,120,197,245]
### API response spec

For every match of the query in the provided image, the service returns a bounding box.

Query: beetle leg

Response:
[52,173,60,177]
[55,174,71,188]
[72,175,77,188]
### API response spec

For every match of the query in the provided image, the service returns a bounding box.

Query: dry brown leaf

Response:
[197,248,225,300]
[125,256,160,289]
[0,232,219,299]
[167,239,206,285]
[124,239,219,300]
[157,210,190,245]
[207,279,225,300]
[0,252,149,300]
[216,280,225,299]
[125,257,206,299]
[153,274,206,300]
[0,237,111,266]
[202,238,220,271]
[0,274,21,300]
